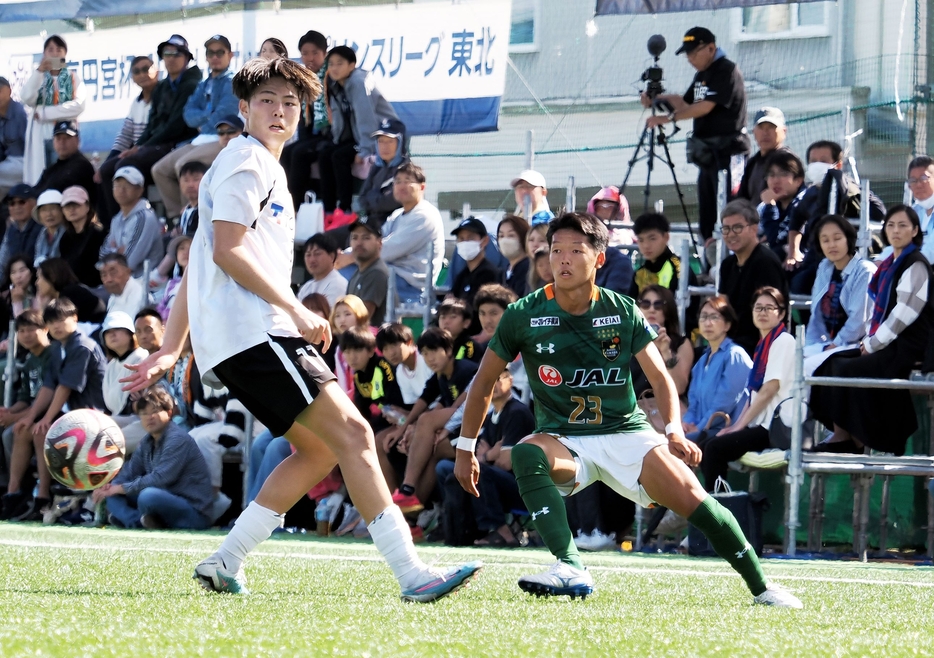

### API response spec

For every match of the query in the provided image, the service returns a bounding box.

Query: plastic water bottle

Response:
[315,496,331,536]
[381,405,407,426]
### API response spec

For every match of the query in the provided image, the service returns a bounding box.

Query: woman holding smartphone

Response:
[20,35,86,184]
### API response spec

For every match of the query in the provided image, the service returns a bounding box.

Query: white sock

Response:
[368,505,429,590]
[214,501,283,573]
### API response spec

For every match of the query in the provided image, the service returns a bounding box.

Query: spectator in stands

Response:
[152,35,239,223]
[0,310,51,520]
[0,256,38,326]
[526,222,548,260]
[100,253,148,316]
[260,38,288,59]
[739,107,790,203]
[33,120,95,206]
[99,311,148,453]
[93,387,214,529]
[32,189,65,266]
[645,27,749,242]
[321,45,399,217]
[346,220,389,325]
[0,76,28,200]
[381,162,445,303]
[496,215,530,299]
[530,248,553,291]
[356,118,407,232]
[451,217,502,312]
[134,308,165,355]
[758,150,806,262]
[12,298,107,520]
[594,232,634,296]
[297,233,348,308]
[97,34,202,221]
[342,326,406,428]
[438,297,484,363]
[0,183,42,270]
[631,285,693,396]
[682,295,751,441]
[811,205,934,456]
[588,186,634,246]
[59,185,105,287]
[100,166,164,278]
[36,258,106,324]
[629,212,694,299]
[103,56,158,164]
[173,160,206,238]
[906,155,934,263]
[155,235,191,320]
[330,294,372,397]
[512,170,554,225]
[717,199,787,355]
[804,215,875,353]
[21,35,86,185]
[699,287,794,488]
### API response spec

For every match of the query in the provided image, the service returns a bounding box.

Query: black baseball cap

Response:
[348,219,382,237]
[205,34,232,51]
[214,114,244,131]
[675,27,716,55]
[53,120,78,136]
[371,118,405,140]
[157,34,193,60]
[5,183,35,201]
[450,216,487,238]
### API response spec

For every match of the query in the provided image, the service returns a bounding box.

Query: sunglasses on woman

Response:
[638,299,666,310]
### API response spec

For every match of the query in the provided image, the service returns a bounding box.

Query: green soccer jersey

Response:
[488,284,656,436]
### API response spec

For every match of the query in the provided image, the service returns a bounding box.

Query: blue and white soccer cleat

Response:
[518,561,594,600]
[193,555,249,595]
[400,561,483,603]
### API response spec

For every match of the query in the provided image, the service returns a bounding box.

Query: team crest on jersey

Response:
[538,365,562,387]
[593,315,620,328]
[531,316,560,327]
[602,337,621,361]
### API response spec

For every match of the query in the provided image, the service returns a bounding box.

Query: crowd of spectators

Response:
[0,26,930,555]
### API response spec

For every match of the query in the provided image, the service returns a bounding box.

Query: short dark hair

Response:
[326,45,357,65]
[301,292,330,318]
[261,38,288,58]
[15,309,45,330]
[546,212,609,253]
[394,161,426,184]
[38,258,78,292]
[765,150,805,180]
[339,325,377,352]
[135,307,164,325]
[437,297,471,321]
[721,198,759,224]
[416,326,454,353]
[134,386,175,415]
[232,56,322,105]
[179,161,208,178]
[811,214,858,258]
[298,30,327,53]
[130,55,153,68]
[806,140,843,163]
[908,155,934,173]
[497,214,529,247]
[4,252,34,289]
[474,283,516,311]
[43,297,78,323]
[376,322,414,350]
[700,294,738,327]
[753,286,786,321]
[633,212,670,236]
[101,252,129,269]
[882,204,924,247]
[304,232,338,256]
[43,35,68,54]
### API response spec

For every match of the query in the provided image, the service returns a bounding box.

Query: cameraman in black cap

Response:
[643,27,749,244]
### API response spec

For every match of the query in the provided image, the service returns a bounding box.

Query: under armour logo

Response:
[536,343,555,354]
[531,506,550,521]
[735,542,751,560]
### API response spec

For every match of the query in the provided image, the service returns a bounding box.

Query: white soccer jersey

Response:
[188,134,300,384]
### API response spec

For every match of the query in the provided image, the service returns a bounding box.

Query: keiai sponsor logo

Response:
[592,315,621,328]
[566,367,627,387]
[531,316,560,327]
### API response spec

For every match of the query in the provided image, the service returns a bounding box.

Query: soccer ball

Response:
[43,409,126,490]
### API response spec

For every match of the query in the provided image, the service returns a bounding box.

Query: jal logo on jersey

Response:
[567,367,627,387]
[531,316,560,327]
[538,365,562,387]
[602,337,621,361]
[593,315,620,328]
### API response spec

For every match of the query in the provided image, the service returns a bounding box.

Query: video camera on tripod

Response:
[641,34,667,100]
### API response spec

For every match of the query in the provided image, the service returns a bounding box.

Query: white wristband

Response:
[456,436,478,452]
[664,422,680,437]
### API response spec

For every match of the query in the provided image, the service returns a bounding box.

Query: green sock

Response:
[512,442,583,570]
[688,496,767,596]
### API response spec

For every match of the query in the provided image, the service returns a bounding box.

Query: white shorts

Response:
[539,430,668,508]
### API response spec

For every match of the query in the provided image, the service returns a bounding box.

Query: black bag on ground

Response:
[688,477,769,557]
[441,468,479,546]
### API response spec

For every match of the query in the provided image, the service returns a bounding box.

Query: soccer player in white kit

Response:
[123,57,480,602]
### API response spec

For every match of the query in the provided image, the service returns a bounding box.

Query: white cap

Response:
[510,169,547,189]
[113,166,144,187]
[33,189,64,221]
[101,311,136,334]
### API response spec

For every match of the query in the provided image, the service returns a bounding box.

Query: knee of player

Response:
[331,417,374,453]
[510,441,550,478]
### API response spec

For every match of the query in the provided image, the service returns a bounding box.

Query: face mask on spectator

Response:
[805,161,833,184]
[917,194,934,210]
[498,237,523,259]
[456,240,483,261]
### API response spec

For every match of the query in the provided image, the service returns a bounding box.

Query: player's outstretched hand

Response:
[668,433,701,467]
[454,448,481,498]
[121,349,180,392]
[290,305,333,352]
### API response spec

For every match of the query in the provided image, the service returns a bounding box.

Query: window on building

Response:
[510,0,540,53]
[737,2,830,40]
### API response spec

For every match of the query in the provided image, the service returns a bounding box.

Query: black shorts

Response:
[212,335,337,437]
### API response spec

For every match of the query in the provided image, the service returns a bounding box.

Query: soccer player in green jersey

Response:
[454,212,802,608]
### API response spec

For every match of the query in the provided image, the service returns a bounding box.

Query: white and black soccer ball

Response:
[43,409,126,491]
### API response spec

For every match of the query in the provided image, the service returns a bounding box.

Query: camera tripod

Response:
[619,104,699,254]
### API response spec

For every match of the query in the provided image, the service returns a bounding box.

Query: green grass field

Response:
[1,524,933,657]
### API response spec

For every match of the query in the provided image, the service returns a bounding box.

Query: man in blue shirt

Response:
[152,34,240,222]
[0,77,27,200]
